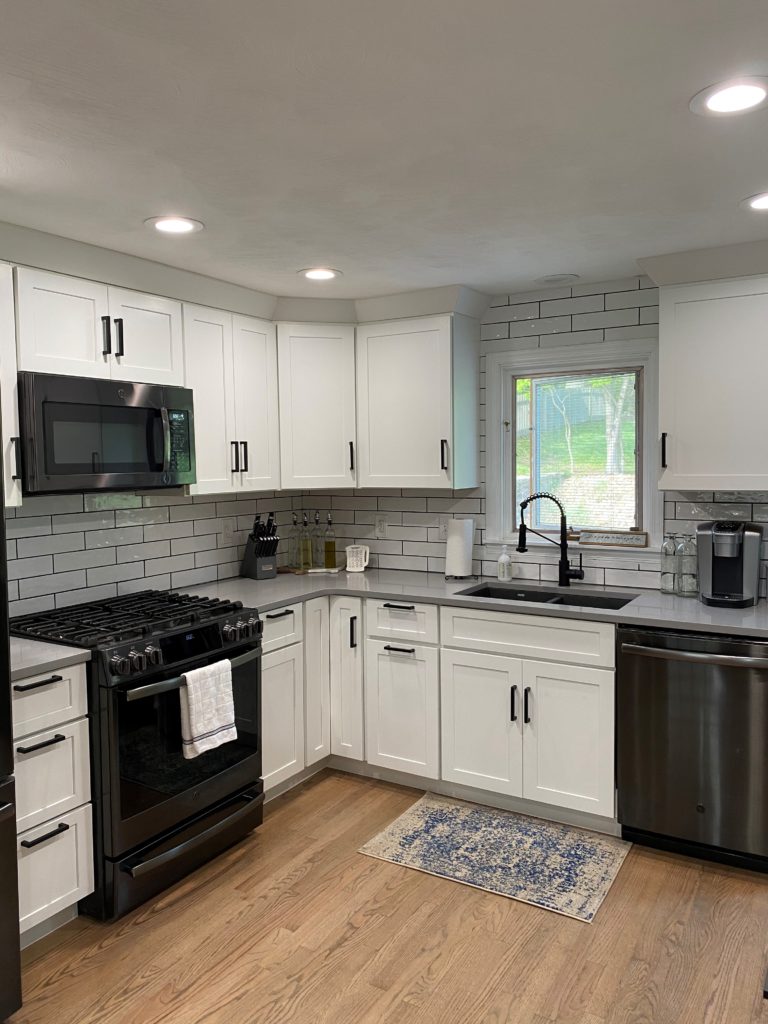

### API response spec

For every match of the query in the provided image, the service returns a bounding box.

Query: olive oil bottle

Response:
[324,513,337,569]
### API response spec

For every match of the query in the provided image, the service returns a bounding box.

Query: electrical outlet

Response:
[221,517,237,544]
[438,516,451,540]
[375,514,388,539]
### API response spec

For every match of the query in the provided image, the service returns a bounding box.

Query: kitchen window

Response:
[485,339,661,547]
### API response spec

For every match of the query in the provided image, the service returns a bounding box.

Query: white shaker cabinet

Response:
[364,639,439,780]
[261,644,305,791]
[107,287,183,386]
[0,265,21,505]
[183,305,280,495]
[277,323,357,489]
[440,648,523,797]
[521,660,615,818]
[329,596,364,760]
[355,314,479,489]
[659,275,768,490]
[304,598,331,766]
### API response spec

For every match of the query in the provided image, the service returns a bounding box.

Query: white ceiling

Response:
[0,0,767,298]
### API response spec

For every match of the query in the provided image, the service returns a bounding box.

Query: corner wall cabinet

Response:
[659,275,768,490]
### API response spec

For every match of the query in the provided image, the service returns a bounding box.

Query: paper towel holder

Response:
[444,517,478,581]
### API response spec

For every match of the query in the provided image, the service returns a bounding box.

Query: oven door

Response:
[19,371,195,492]
[103,646,261,857]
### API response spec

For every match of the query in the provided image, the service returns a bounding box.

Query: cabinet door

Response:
[329,596,364,760]
[261,644,305,791]
[232,314,280,490]
[183,305,238,495]
[440,649,523,797]
[365,639,439,779]
[521,660,614,817]
[356,316,452,488]
[109,287,184,385]
[304,598,330,766]
[277,323,356,488]
[0,266,21,505]
[659,276,768,490]
[15,267,111,378]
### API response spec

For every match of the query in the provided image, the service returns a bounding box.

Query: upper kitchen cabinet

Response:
[277,323,357,489]
[355,314,479,489]
[15,268,183,386]
[183,305,280,495]
[0,265,21,506]
[659,276,768,491]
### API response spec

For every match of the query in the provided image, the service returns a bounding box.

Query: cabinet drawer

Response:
[261,603,303,653]
[440,606,615,668]
[11,664,87,740]
[366,599,439,645]
[14,719,91,832]
[17,803,94,933]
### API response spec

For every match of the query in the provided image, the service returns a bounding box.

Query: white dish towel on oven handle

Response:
[179,659,237,760]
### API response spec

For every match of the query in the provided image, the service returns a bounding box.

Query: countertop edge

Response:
[10,641,91,682]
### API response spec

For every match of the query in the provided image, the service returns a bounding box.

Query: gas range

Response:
[10,590,262,684]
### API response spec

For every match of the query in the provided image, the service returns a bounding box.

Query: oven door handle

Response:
[121,790,264,879]
[160,408,171,473]
[124,647,262,702]
[620,643,768,670]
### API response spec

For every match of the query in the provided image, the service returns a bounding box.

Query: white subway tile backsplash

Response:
[481,323,509,341]
[572,308,640,331]
[509,316,571,338]
[16,495,83,518]
[115,507,170,527]
[54,548,116,572]
[17,533,85,557]
[87,562,145,587]
[8,555,53,581]
[605,288,659,309]
[539,295,603,317]
[86,526,144,548]
[20,570,87,599]
[483,301,540,324]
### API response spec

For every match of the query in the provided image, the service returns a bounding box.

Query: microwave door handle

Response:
[160,408,171,472]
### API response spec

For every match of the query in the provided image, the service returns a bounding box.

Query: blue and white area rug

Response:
[360,792,631,922]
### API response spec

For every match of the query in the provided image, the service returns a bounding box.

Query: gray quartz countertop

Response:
[10,636,91,682]
[189,568,768,639]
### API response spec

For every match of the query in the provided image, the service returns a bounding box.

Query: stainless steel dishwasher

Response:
[617,626,768,869]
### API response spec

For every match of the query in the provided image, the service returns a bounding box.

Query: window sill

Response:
[487,535,661,559]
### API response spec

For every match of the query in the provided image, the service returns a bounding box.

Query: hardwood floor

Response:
[13,770,768,1024]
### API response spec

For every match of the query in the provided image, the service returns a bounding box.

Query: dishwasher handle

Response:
[620,642,768,671]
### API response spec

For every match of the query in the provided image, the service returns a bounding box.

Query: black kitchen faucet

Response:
[516,492,585,587]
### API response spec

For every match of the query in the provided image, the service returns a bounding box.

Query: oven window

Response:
[43,401,163,475]
[117,668,260,820]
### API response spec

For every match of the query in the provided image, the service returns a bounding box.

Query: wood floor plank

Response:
[10,770,768,1024]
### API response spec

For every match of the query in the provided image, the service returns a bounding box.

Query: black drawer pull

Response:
[661,432,668,469]
[523,686,532,724]
[440,438,449,470]
[231,440,240,473]
[266,609,293,620]
[349,440,355,472]
[510,685,518,722]
[350,615,358,649]
[114,317,125,357]
[382,603,416,611]
[11,436,22,481]
[240,441,249,473]
[101,315,112,355]
[13,674,63,693]
[20,822,70,849]
[16,734,66,755]
[383,644,416,654]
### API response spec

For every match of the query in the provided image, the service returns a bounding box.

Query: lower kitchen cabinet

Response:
[440,649,523,797]
[304,598,331,766]
[261,644,305,791]
[329,596,364,760]
[365,638,439,780]
[521,660,615,817]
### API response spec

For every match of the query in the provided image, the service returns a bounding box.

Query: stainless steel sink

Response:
[456,582,637,611]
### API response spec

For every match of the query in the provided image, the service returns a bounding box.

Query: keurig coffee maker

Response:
[696,521,762,607]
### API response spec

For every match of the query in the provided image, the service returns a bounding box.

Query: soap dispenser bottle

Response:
[497,545,513,581]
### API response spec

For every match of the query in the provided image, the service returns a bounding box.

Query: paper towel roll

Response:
[445,518,474,577]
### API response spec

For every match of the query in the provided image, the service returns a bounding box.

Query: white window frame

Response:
[485,338,662,553]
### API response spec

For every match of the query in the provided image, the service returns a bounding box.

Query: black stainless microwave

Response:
[18,372,196,494]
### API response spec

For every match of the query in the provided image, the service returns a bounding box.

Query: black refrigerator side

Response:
[0,429,22,1018]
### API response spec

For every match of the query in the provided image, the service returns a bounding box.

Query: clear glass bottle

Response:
[676,534,698,597]
[324,513,337,569]
[310,511,323,567]
[300,513,313,571]
[660,533,677,594]
[497,545,513,581]
[287,511,299,569]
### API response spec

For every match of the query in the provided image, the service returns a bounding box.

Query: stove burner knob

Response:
[235,620,251,640]
[144,645,162,666]
[110,654,131,676]
[247,616,260,635]
[223,624,237,642]
[128,650,147,673]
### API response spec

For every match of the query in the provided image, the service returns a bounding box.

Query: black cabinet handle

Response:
[383,644,416,654]
[20,822,70,849]
[101,315,112,355]
[114,317,125,357]
[510,685,518,722]
[240,441,248,473]
[523,686,532,724]
[661,432,668,469]
[11,436,22,481]
[440,439,448,470]
[16,733,66,755]
[349,441,355,472]
[265,608,293,620]
[13,674,63,693]
[350,615,358,649]
[231,441,240,473]
[382,603,415,611]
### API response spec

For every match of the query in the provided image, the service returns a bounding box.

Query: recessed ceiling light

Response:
[690,77,768,115]
[299,268,341,281]
[144,216,204,234]
[740,192,768,211]
[536,274,581,286]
